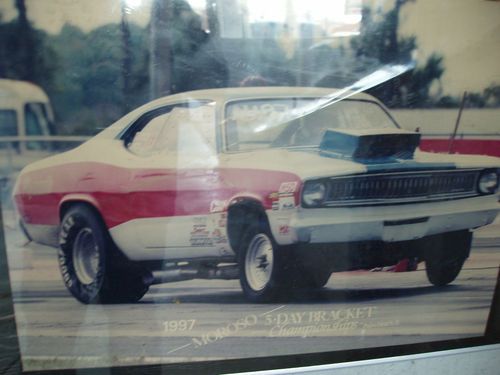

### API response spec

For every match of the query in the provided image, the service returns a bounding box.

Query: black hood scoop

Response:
[319,128,421,163]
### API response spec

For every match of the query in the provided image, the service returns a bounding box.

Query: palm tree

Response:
[206,0,219,36]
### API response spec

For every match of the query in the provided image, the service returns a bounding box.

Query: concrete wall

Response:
[392,108,500,136]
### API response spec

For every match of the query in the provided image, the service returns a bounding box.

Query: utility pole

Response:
[120,0,132,112]
[15,0,35,81]
[206,0,219,37]
[448,91,468,154]
[150,0,172,100]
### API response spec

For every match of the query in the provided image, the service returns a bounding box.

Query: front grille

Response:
[322,169,480,206]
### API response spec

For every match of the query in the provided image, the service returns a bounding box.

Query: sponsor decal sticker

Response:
[279,181,298,195]
[211,229,228,244]
[190,223,213,247]
[268,192,279,200]
[279,196,295,210]
[278,225,290,235]
[210,200,225,213]
[218,213,227,227]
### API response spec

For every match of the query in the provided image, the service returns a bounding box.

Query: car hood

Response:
[17,137,500,183]
[220,148,500,180]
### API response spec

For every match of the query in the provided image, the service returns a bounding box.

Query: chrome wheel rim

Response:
[72,228,100,285]
[245,233,274,291]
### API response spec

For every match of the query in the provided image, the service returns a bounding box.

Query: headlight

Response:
[302,182,326,207]
[478,171,499,194]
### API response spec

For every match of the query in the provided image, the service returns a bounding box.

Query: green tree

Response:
[434,83,500,109]
[150,0,227,96]
[351,0,444,108]
[351,1,416,64]
[0,1,56,90]
[483,84,500,107]
[46,23,150,134]
[13,0,36,80]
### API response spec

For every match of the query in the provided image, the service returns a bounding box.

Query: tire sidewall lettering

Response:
[59,211,105,303]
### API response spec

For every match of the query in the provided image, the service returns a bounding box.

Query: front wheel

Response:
[297,267,331,288]
[59,204,151,304]
[424,230,472,287]
[239,224,289,303]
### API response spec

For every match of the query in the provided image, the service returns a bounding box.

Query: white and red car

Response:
[13,87,500,303]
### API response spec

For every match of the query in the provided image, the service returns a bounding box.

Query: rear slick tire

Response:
[58,204,151,304]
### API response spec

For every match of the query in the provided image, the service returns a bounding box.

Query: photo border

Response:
[1,0,500,371]
[0,205,22,375]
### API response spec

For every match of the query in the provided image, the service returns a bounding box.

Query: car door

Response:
[123,101,222,260]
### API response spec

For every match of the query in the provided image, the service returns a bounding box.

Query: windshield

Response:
[224,98,398,151]
[24,102,54,150]
[24,102,52,136]
[0,110,17,137]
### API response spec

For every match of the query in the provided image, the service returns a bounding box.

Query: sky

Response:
[0,0,498,96]
[0,0,359,33]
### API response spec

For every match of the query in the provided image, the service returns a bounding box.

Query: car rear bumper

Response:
[269,195,499,245]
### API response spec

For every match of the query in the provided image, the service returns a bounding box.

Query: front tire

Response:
[239,221,289,303]
[297,267,331,288]
[424,230,472,287]
[59,204,151,304]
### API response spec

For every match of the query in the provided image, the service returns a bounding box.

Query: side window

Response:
[126,102,216,157]
[24,103,52,150]
[0,110,18,151]
[24,103,51,150]
[0,110,18,137]
[128,112,171,156]
[25,104,43,136]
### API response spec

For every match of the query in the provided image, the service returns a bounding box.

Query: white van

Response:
[0,79,55,153]
[0,79,56,204]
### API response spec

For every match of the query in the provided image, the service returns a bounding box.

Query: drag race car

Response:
[12,87,500,303]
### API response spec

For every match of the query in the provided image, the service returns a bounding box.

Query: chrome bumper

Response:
[269,195,499,245]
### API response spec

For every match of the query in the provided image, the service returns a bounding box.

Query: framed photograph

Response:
[0,0,499,374]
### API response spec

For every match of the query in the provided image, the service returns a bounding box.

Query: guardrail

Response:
[0,136,91,142]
